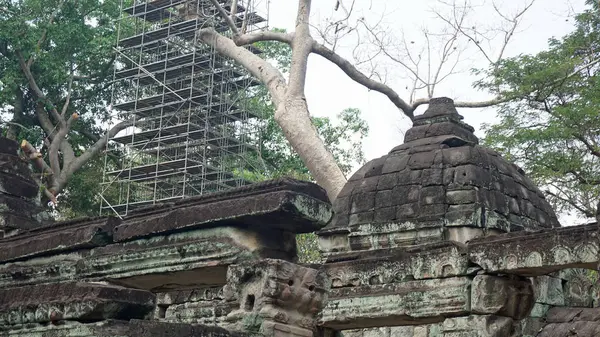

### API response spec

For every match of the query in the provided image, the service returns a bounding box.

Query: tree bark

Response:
[276,99,346,200]
[198,26,347,201]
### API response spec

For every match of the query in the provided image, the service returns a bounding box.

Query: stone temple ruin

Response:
[0,98,598,337]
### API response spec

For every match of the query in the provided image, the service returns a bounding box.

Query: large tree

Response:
[0,0,132,204]
[200,0,539,200]
[480,0,600,219]
[0,0,538,205]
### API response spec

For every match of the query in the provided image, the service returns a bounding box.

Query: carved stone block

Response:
[531,275,564,306]
[2,320,253,337]
[321,276,471,330]
[0,282,155,326]
[471,274,534,319]
[223,259,329,337]
[324,241,469,286]
[468,224,599,276]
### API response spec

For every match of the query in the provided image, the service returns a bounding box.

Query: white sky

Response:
[267,0,585,168]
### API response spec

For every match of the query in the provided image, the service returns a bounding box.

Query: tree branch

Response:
[287,0,313,98]
[57,119,132,193]
[234,31,294,46]
[197,28,287,105]
[209,0,239,34]
[545,189,594,218]
[20,140,57,202]
[17,51,64,125]
[311,42,415,119]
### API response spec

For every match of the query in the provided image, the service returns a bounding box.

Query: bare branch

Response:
[287,0,313,97]
[60,62,75,117]
[311,42,415,119]
[61,119,132,186]
[234,31,293,46]
[411,96,512,111]
[230,0,238,27]
[240,0,251,34]
[20,140,57,202]
[197,28,287,104]
[17,51,64,125]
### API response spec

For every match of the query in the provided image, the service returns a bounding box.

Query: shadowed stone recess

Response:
[0,138,52,237]
[0,282,155,326]
[318,97,559,255]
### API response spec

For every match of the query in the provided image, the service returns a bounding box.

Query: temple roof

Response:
[320,97,560,237]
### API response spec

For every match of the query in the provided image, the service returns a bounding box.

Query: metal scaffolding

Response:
[100,0,269,216]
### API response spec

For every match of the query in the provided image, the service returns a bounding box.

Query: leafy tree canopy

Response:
[479,0,600,219]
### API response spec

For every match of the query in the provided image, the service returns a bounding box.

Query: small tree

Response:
[0,0,132,203]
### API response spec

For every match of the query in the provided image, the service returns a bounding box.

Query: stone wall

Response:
[0,101,599,337]
[0,165,333,337]
[318,224,599,336]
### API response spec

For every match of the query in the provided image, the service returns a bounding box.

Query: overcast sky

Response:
[266,0,586,172]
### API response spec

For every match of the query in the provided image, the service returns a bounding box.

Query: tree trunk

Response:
[275,98,346,200]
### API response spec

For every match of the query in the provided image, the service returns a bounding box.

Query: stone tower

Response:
[318,97,559,257]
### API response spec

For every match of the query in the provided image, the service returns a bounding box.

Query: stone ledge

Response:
[0,226,298,291]
[322,241,470,288]
[114,189,332,242]
[0,282,155,326]
[468,223,599,276]
[0,319,252,336]
[0,217,119,263]
[0,178,330,265]
[320,276,471,330]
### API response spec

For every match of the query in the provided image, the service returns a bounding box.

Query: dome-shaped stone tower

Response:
[317,97,559,256]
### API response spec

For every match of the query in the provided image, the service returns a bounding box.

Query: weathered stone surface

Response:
[164,301,233,325]
[0,194,51,230]
[223,259,329,336]
[0,320,252,336]
[537,307,600,337]
[0,217,119,263]
[468,223,599,276]
[519,317,546,337]
[330,315,514,337]
[0,252,82,289]
[324,241,469,287]
[81,227,297,291]
[556,268,597,307]
[0,282,155,326]
[320,276,471,330]
[531,275,565,306]
[115,179,332,241]
[0,227,298,290]
[0,139,51,230]
[439,315,515,337]
[319,97,559,256]
[471,274,534,319]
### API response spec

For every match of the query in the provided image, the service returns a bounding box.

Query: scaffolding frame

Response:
[100,0,269,216]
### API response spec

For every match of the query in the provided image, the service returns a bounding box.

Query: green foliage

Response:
[479,0,600,219]
[0,0,127,216]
